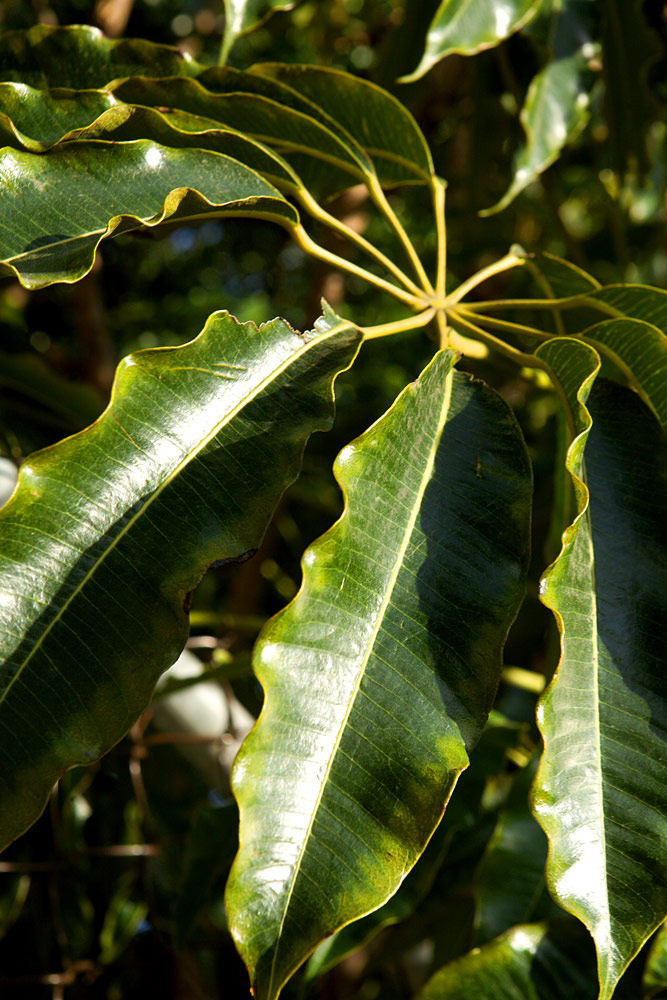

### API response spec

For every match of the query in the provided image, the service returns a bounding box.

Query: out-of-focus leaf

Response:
[602,0,660,178]
[252,64,434,185]
[533,338,667,999]
[474,754,559,944]
[0,308,362,850]
[416,919,599,999]
[0,873,30,938]
[644,920,667,997]
[483,0,597,215]
[402,0,542,81]
[0,24,200,88]
[0,352,104,428]
[99,872,148,965]
[226,350,532,1000]
[174,802,239,947]
[0,140,298,289]
[221,0,297,63]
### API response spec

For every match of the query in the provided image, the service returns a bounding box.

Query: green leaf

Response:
[113,72,374,199]
[221,0,297,63]
[533,338,667,999]
[416,919,599,999]
[305,712,526,981]
[522,255,667,428]
[579,317,667,430]
[402,0,542,81]
[482,0,596,215]
[226,350,532,1000]
[251,64,434,185]
[0,308,362,851]
[0,24,201,88]
[0,140,298,289]
[0,83,117,150]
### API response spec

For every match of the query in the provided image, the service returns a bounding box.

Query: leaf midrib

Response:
[267,359,455,998]
[0,320,353,705]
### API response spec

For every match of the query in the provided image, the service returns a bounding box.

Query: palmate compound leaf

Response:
[226,349,532,1000]
[533,338,667,999]
[0,139,298,289]
[0,307,362,851]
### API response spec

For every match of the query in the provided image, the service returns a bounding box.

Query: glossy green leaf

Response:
[0,308,362,850]
[0,24,200,88]
[483,0,596,215]
[403,0,542,81]
[416,919,599,999]
[0,83,118,150]
[522,255,667,428]
[226,350,532,1000]
[252,64,434,185]
[579,317,667,430]
[0,140,298,288]
[113,72,374,199]
[305,712,526,981]
[533,338,667,999]
[221,0,297,63]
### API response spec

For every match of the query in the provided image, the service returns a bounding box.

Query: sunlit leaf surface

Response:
[0,309,361,850]
[226,350,532,1000]
[533,338,667,999]
[403,0,541,80]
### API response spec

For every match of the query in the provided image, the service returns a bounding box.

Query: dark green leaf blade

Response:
[533,338,667,999]
[0,23,200,88]
[403,0,542,80]
[416,919,599,999]
[483,0,596,215]
[226,350,532,1000]
[251,64,434,185]
[0,140,298,288]
[0,309,362,850]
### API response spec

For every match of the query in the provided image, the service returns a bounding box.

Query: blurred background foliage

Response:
[0,1,665,997]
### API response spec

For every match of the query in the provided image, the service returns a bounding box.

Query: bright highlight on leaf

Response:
[534,339,667,999]
[226,349,532,1000]
[0,308,361,850]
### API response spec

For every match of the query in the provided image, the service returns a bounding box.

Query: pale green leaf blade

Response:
[0,23,200,88]
[226,350,532,1000]
[251,64,434,185]
[416,919,599,999]
[0,309,362,850]
[402,0,542,81]
[533,338,667,999]
[0,140,298,288]
[482,0,596,215]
